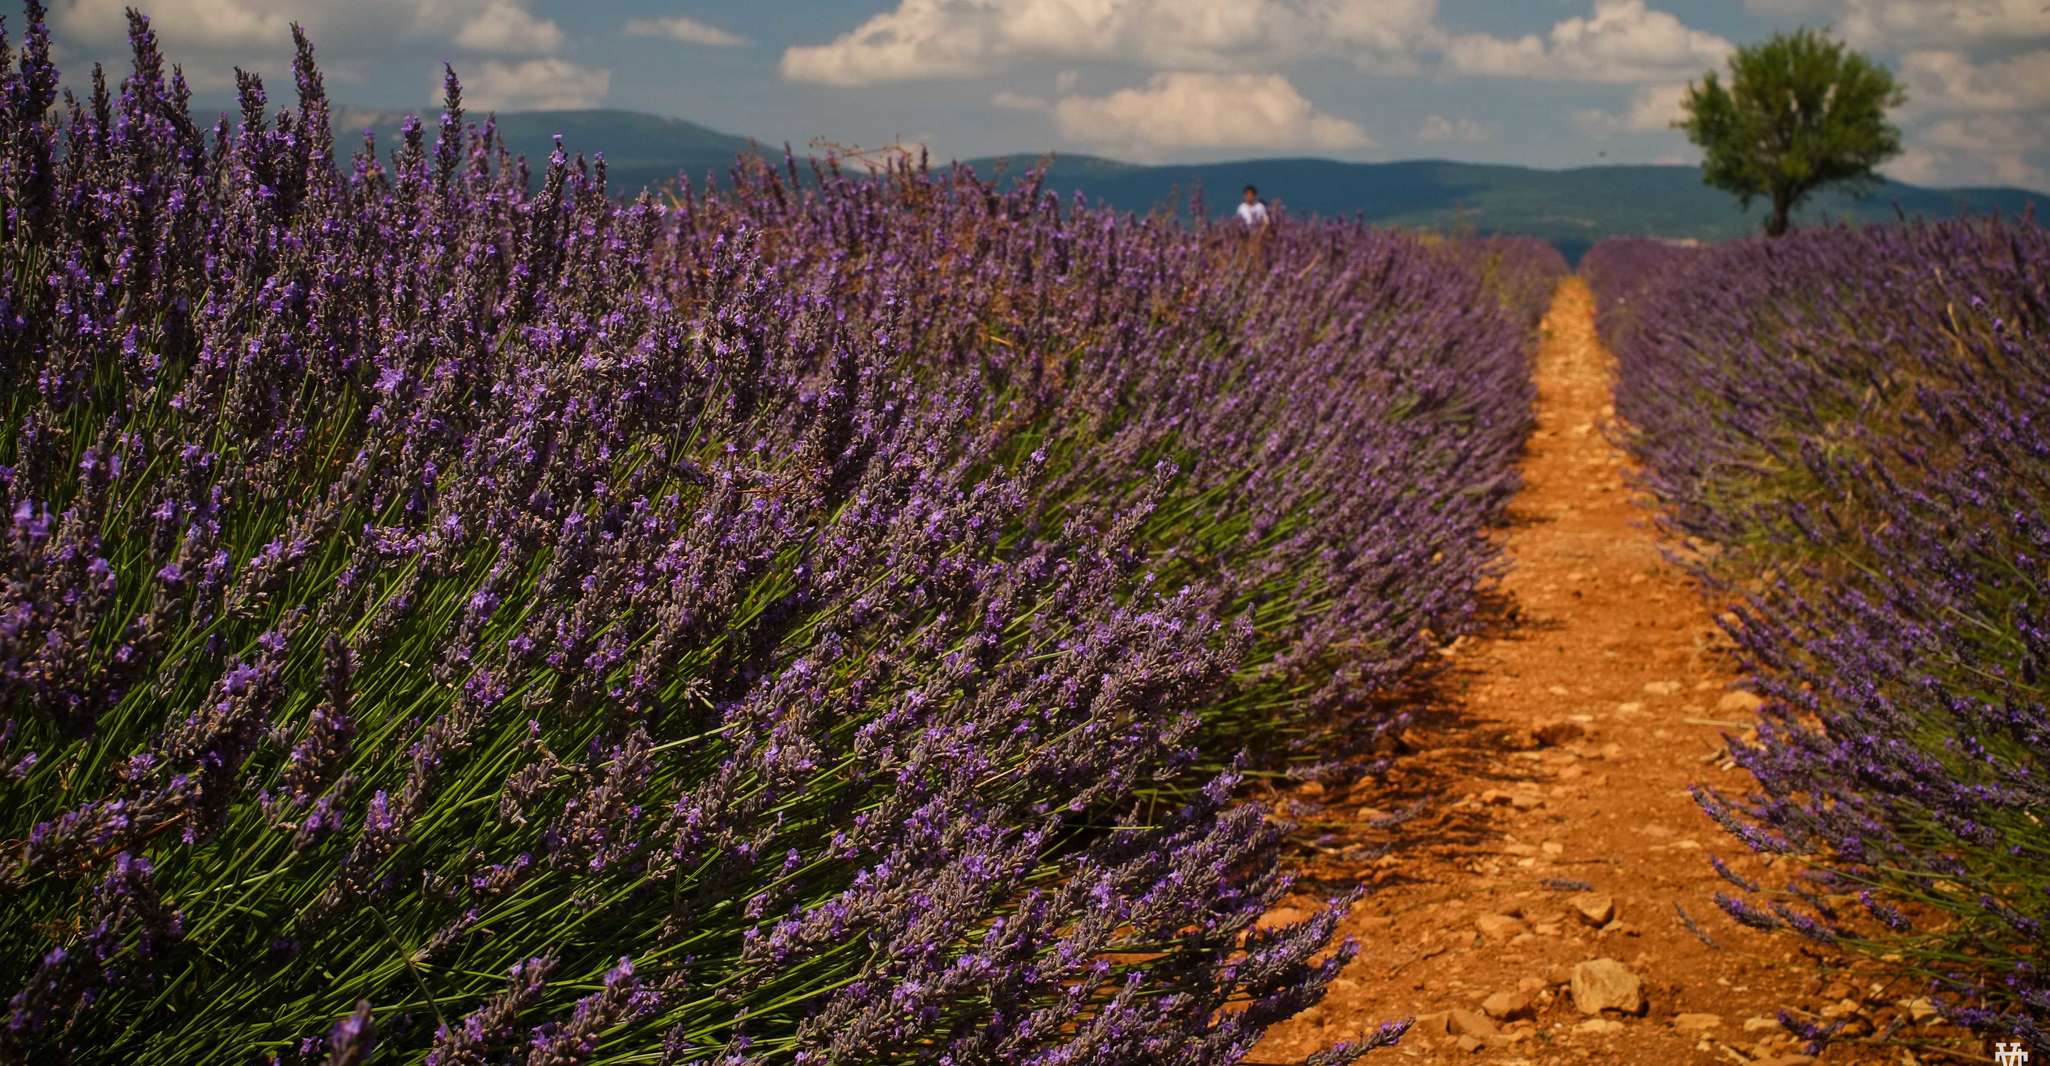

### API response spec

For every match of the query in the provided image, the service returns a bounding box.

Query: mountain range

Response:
[358,108,2048,261]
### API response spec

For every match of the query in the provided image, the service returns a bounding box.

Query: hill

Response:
[358,107,2048,259]
[960,154,2049,261]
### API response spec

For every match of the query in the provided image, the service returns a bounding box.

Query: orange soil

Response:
[1248,280,1970,1066]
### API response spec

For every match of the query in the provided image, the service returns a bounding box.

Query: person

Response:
[1235,184,1270,228]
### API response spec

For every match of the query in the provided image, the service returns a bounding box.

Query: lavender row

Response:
[1577,238,1700,357]
[0,7,1541,1063]
[1448,235,1570,335]
[1587,221,2049,1050]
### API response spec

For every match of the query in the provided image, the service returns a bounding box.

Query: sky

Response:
[36,0,2050,190]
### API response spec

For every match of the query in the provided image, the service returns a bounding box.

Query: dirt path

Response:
[1250,279,1891,1065]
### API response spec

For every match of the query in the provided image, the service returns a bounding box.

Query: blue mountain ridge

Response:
[356,107,2047,260]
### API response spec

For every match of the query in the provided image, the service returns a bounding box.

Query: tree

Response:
[1678,29,1905,238]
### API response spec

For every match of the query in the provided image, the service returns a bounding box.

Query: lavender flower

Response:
[0,4,1554,1059]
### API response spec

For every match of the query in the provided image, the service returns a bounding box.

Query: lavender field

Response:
[9,0,2050,1061]
[0,9,1576,1062]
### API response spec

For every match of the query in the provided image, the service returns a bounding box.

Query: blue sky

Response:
[41,0,2050,189]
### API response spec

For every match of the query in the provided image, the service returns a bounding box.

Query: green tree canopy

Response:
[1679,29,1905,237]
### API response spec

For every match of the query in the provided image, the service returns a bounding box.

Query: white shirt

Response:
[1236,200,1270,227]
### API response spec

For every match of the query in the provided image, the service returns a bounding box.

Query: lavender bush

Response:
[0,7,1539,1061]
[1589,220,2050,1049]
[1448,235,1569,334]
[1577,238,1699,357]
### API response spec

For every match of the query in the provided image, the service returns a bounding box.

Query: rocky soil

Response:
[1250,280,1976,1065]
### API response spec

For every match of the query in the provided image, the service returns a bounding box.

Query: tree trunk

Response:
[1766,189,1792,238]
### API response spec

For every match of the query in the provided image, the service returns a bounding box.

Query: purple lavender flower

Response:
[0,4,1554,1059]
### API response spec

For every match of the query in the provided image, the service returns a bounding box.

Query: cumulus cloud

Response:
[1443,0,1730,83]
[447,1,566,53]
[1923,114,2050,156]
[991,91,1051,111]
[1884,57,2050,188]
[1051,72,1371,155]
[53,0,290,50]
[1571,82,1689,135]
[1886,135,2050,189]
[453,58,611,110]
[55,0,604,108]
[1836,0,2050,51]
[1883,41,2050,188]
[1415,114,1498,144]
[624,16,749,48]
[1899,48,2050,114]
[1742,0,2050,49]
[779,0,1439,86]
[55,0,567,55]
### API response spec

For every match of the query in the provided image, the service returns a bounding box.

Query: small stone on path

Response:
[1482,990,1534,1021]
[1476,913,1526,940]
[1673,1013,1722,1030]
[1449,1008,1499,1039]
[1413,1011,1454,1037]
[1568,891,1615,926]
[1570,958,1645,1015]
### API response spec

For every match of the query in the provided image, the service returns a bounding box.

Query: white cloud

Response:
[1887,143,2041,188]
[1888,116,2049,188]
[448,0,566,53]
[453,58,610,110]
[1837,0,2050,51]
[1923,114,2050,156]
[1444,0,1730,83]
[779,0,1439,86]
[55,0,568,55]
[1415,114,1498,144]
[1881,46,2050,191]
[624,15,749,48]
[781,1,987,85]
[1051,71,1371,155]
[53,0,290,50]
[991,90,1051,110]
[56,0,592,108]
[1740,1,2050,50]
[1900,48,2050,114]
[1571,82,1689,135]
[1882,147,1947,185]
